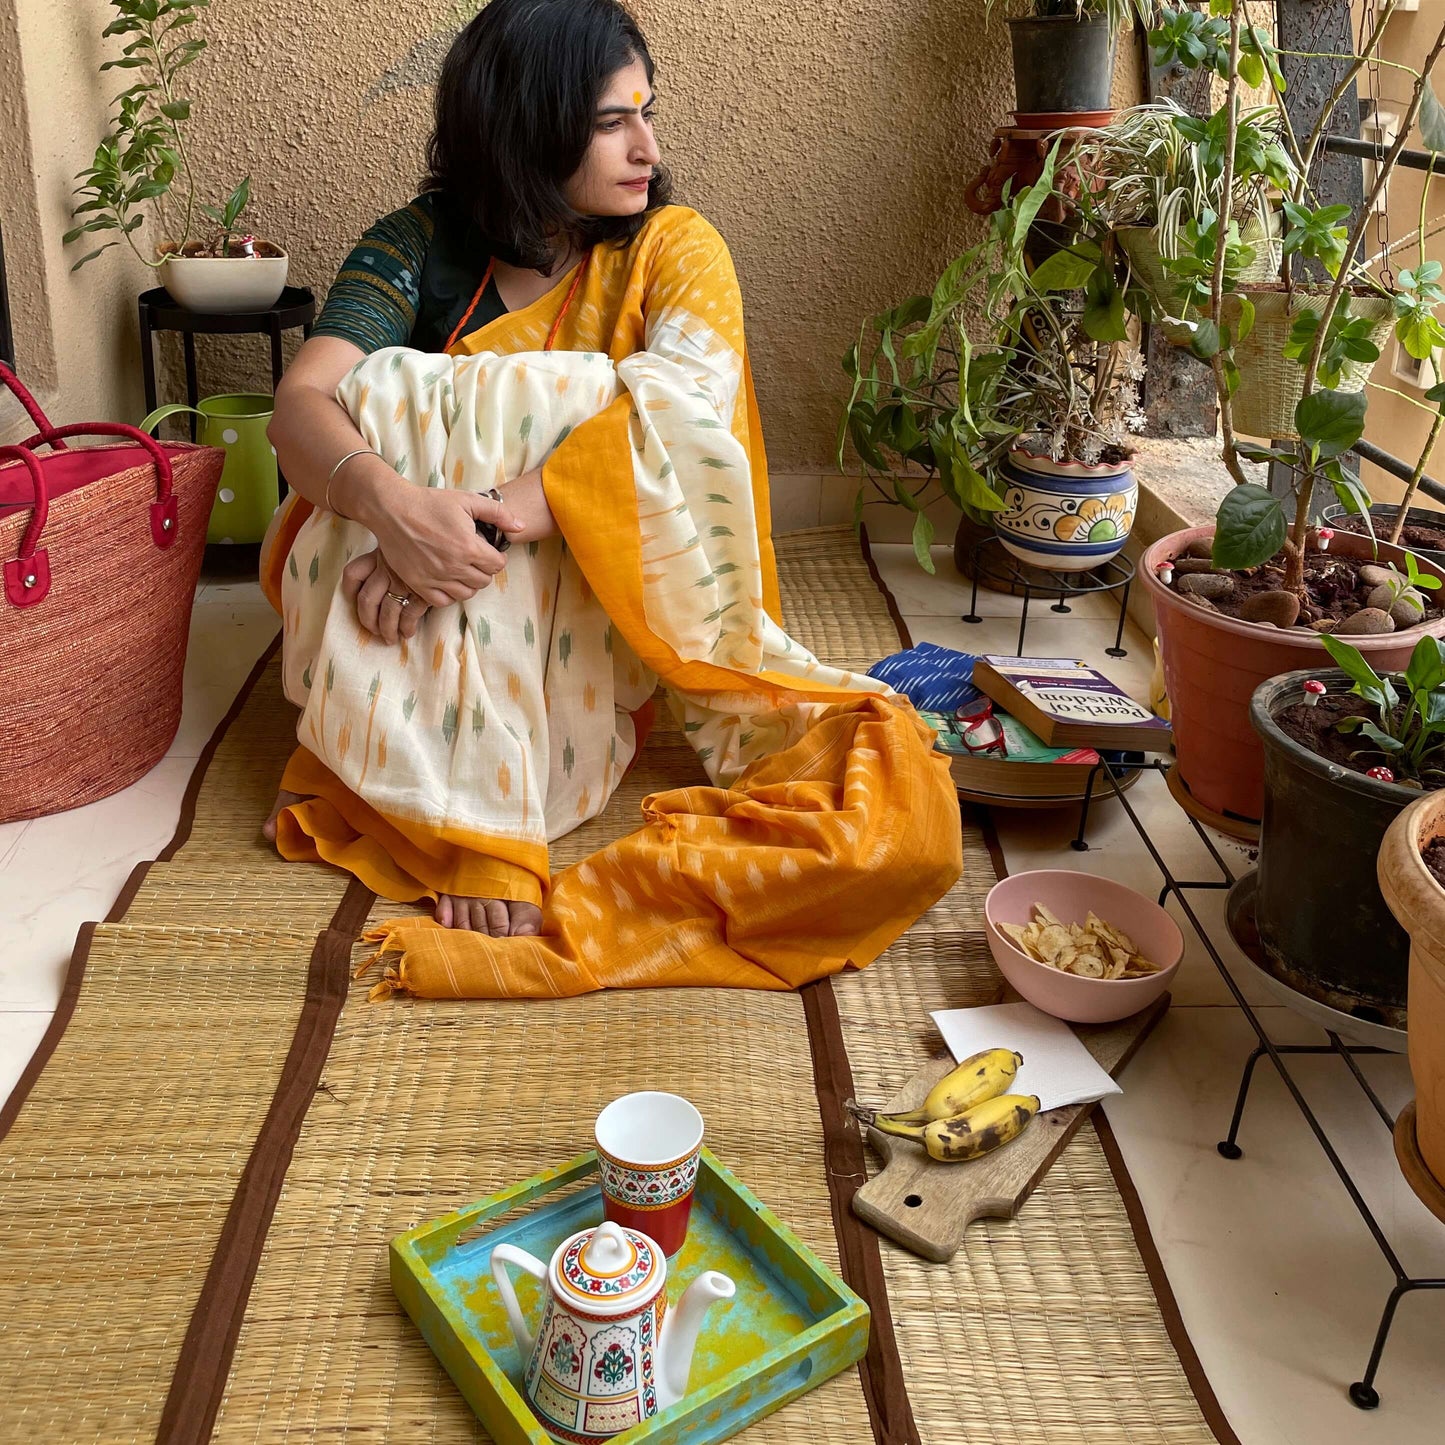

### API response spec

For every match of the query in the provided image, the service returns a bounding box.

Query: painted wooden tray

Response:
[391,1148,870,1445]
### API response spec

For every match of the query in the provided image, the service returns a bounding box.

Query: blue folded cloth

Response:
[867,641,981,713]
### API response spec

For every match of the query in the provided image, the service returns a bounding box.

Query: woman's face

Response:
[564,55,660,218]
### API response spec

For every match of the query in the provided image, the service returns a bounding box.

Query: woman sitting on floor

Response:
[260,0,961,998]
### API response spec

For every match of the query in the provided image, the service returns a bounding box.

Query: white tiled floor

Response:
[3,542,1444,1441]
[873,541,1445,1444]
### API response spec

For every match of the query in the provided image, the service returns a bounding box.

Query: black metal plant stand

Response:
[1071,758,1445,1408]
[960,533,1134,658]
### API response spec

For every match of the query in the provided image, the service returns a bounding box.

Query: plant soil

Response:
[1166,546,1445,630]
[162,238,285,260]
[1422,835,1445,890]
[1333,512,1445,553]
[1273,694,1399,776]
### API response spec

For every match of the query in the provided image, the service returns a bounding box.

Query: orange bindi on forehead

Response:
[633,91,643,105]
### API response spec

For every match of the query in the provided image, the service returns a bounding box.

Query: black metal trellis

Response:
[1068,757,1445,1409]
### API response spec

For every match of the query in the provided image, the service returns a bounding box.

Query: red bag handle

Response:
[13,422,179,547]
[1,445,53,608]
[0,362,67,449]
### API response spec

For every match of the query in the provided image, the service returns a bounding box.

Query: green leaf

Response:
[1320,634,1395,710]
[911,510,936,574]
[1235,295,1256,344]
[1082,278,1128,342]
[158,100,191,121]
[1212,484,1286,570]
[1421,79,1445,155]
[1358,720,1407,753]
[1190,318,1222,360]
[1295,389,1366,460]
[1406,636,1445,695]
[1029,247,1097,292]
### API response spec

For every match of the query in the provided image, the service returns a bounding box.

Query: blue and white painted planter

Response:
[994,447,1137,572]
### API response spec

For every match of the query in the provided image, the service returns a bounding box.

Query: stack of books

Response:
[869,645,1172,805]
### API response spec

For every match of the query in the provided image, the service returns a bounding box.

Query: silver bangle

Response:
[324,447,382,515]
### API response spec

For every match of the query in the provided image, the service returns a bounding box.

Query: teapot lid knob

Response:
[581,1221,631,1274]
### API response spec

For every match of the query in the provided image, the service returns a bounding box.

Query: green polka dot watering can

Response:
[140,393,277,544]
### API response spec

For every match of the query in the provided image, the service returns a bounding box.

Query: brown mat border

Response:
[157,878,373,1445]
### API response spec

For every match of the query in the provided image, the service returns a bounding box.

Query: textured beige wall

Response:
[11,0,1139,533]
[0,0,148,443]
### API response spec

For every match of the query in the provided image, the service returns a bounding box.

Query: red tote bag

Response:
[0,363,224,822]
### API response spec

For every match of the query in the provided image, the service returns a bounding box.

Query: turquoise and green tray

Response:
[390,1147,870,1444]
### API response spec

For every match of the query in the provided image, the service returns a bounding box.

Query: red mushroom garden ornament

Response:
[1366,766,1396,783]
[1155,561,1174,587]
[1302,679,1326,708]
[1317,527,1335,553]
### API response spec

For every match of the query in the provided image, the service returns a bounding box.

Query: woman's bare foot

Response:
[435,895,542,936]
[262,789,308,842]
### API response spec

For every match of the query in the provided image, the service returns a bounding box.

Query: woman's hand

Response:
[362,478,524,609]
[342,549,431,645]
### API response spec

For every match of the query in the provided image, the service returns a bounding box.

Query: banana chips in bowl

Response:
[985,870,1184,1024]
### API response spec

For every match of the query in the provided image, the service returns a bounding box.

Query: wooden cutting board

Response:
[851,994,1169,1261]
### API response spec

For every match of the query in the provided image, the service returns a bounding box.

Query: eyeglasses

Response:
[955,696,1007,756]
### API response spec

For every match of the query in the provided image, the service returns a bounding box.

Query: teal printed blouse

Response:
[313,192,507,354]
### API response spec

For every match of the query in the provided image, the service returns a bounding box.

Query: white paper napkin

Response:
[928,1001,1122,1112]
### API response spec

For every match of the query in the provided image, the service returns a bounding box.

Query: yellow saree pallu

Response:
[266,207,962,998]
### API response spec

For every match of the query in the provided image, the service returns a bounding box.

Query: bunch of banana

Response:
[847,1047,1040,1164]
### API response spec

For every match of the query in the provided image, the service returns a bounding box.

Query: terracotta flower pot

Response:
[1143,525,1445,823]
[1379,791,1445,1189]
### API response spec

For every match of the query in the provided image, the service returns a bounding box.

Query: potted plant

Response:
[993,0,1150,120]
[64,0,288,313]
[1071,99,1297,312]
[1134,0,1445,824]
[838,147,1145,578]
[1379,785,1445,1193]
[1249,634,1445,1030]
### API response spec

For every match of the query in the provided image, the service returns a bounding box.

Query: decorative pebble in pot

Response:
[994,446,1137,572]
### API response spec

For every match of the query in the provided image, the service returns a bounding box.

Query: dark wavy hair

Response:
[423,0,674,270]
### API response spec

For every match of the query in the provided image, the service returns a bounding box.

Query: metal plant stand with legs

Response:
[1071,758,1445,1408]
[960,533,1134,658]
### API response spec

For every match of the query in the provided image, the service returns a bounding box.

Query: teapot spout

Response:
[658,1270,736,1407]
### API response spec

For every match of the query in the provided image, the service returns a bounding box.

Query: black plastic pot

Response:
[1319,502,1445,573]
[1251,669,1420,1026]
[1007,15,1116,115]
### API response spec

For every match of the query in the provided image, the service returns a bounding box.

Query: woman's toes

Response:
[508,902,542,936]
[482,899,509,935]
[261,790,307,842]
[435,894,455,928]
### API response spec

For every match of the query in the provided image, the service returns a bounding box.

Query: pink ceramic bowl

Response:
[984,870,1184,1024]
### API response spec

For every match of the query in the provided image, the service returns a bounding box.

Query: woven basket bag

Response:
[1223,288,1396,441]
[0,364,223,822]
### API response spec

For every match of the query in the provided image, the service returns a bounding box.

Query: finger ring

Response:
[384,590,412,607]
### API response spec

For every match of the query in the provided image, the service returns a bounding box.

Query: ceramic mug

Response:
[595,1092,704,1257]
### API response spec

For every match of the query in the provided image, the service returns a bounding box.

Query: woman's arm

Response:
[269,337,524,607]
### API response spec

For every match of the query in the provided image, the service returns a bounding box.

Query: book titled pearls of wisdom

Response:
[972,655,1173,753]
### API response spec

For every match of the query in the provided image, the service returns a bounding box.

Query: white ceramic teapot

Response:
[491,1219,734,1441]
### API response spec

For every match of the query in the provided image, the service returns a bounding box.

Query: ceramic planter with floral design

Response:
[994,447,1137,572]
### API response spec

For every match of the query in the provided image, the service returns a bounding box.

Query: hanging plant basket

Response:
[1223,287,1396,441]
[1117,208,1284,317]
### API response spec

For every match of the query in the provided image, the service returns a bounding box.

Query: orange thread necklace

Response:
[444,247,592,354]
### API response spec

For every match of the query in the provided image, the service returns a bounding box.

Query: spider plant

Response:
[1071,100,1296,261]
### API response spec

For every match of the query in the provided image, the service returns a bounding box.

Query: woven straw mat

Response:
[0,526,1220,1443]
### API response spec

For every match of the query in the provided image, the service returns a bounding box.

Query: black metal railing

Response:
[1321,134,1444,175]
[1352,437,1445,508]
